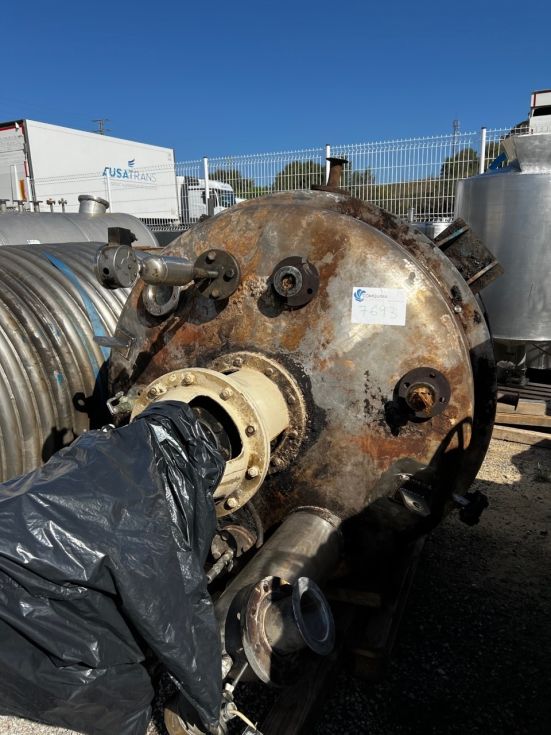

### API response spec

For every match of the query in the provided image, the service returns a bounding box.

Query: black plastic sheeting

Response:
[0,401,225,735]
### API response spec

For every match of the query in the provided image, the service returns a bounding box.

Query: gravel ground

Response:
[1,437,549,735]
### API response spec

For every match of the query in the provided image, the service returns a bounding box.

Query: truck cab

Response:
[529,89,551,133]
[177,176,239,223]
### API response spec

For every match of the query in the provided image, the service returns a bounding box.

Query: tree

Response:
[440,147,479,180]
[209,167,256,198]
[343,168,375,199]
[273,161,325,192]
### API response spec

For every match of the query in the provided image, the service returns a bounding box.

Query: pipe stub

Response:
[241,575,335,686]
[78,194,110,215]
[291,576,335,656]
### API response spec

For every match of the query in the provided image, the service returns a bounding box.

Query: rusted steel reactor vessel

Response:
[101,168,499,734]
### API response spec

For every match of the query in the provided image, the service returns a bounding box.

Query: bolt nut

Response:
[148,384,166,399]
[182,372,196,386]
[264,367,275,378]
[247,465,260,479]
[245,424,256,436]
[454,305,463,313]
[206,250,217,263]
[271,457,285,470]
[220,387,233,400]
[233,357,244,367]
[226,496,238,509]
[168,374,179,385]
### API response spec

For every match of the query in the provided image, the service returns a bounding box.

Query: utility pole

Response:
[92,118,111,135]
[452,118,460,156]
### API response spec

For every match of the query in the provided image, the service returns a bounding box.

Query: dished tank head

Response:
[109,190,496,525]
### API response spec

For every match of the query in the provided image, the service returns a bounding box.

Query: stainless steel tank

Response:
[455,133,551,370]
[110,188,497,522]
[104,187,498,734]
[0,241,128,481]
[0,194,158,247]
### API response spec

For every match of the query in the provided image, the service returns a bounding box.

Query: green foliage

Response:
[209,167,256,198]
[440,147,479,180]
[343,168,375,199]
[273,160,325,191]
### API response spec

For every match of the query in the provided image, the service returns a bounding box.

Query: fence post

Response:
[325,144,331,184]
[203,156,215,216]
[478,127,487,174]
[203,156,210,201]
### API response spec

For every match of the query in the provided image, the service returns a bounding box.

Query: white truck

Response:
[0,119,180,223]
[529,89,551,132]
[177,176,242,223]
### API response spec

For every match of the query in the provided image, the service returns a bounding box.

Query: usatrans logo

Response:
[102,160,156,183]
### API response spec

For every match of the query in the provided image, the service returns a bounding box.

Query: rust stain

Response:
[110,189,496,530]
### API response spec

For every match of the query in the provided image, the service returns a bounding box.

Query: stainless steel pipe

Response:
[215,507,341,683]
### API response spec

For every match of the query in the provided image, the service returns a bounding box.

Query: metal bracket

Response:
[434,218,503,294]
[94,330,135,359]
[106,391,135,417]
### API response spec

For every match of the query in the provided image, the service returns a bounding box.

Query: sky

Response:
[2,0,549,160]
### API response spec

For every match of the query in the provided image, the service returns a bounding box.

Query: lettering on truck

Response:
[102,160,157,183]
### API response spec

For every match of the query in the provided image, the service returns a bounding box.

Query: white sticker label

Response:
[26,239,41,245]
[351,287,407,326]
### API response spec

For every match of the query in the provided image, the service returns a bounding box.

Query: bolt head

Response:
[148,384,166,399]
[454,305,463,313]
[233,357,244,367]
[245,424,256,436]
[206,250,217,263]
[271,457,284,470]
[247,465,260,479]
[226,496,238,509]
[211,288,221,299]
[264,367,275,378]
[220,387,233,400]
[286,393,296,405]
[182,372,195,386]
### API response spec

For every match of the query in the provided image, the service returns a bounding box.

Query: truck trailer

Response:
[0,119,180,223]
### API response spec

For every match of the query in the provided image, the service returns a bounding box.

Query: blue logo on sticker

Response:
[128,159,135,167]
[353,288,367,303]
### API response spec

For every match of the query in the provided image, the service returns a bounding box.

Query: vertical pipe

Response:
[325,144,331,184]
[105,170,113,211]
[479,127,487,175]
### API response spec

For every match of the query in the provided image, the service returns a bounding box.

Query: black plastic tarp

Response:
[0,400,225,735]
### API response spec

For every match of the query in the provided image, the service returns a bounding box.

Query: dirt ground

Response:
[1,437,549,735]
